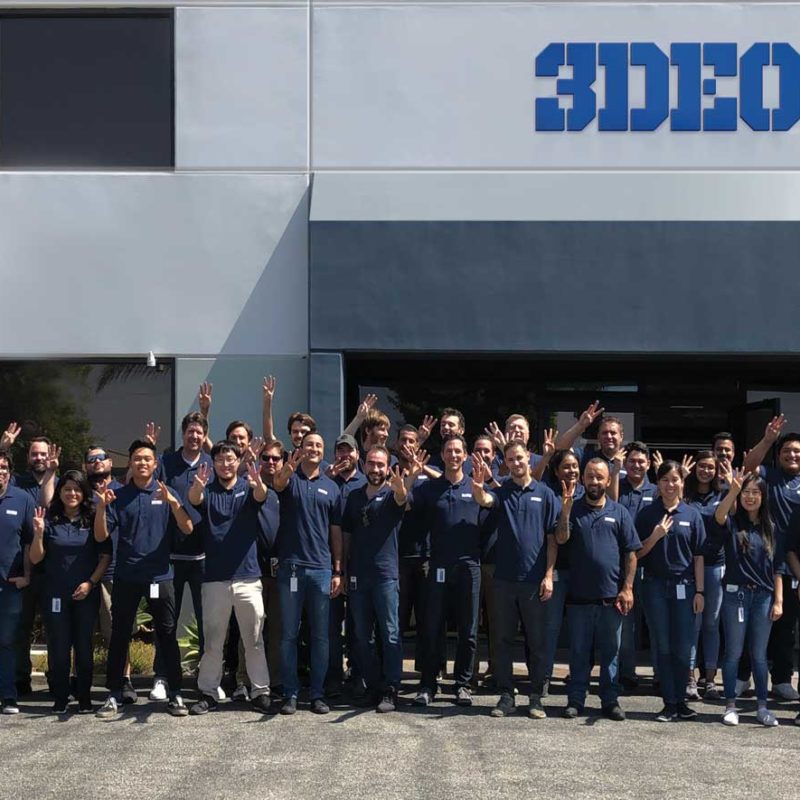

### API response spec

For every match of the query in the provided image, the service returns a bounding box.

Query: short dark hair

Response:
[656,460,683,481]
[503,440,526,456]
[301,430,324,446]
[128,439,157,457]
[262,438,285,455]
[441,433,468,453]
[365,445,391,463]
[396,424,419,441]
[182,411,209,434]
[598,416,624,432]
[211,440,242,461]
[83,444,108,461]
[441,408,466,432]
[625,441,650,458]
[472,434,495,453]
[0,450,13,471]
[287,412,316,433]
[777,433,800,453]
[225,420,253,442]
[28,436,51,449]
[712,431,734,446]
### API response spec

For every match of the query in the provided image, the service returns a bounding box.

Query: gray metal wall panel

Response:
[175,6,308,170]
[309,221,800,353]
[309,352,344,454]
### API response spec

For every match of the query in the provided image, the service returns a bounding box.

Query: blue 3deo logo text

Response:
[535,42,800,131]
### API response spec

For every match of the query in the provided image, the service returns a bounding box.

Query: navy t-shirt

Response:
[412,474,483,567]
[157,449,213,558]
[545,480,585,572]
[487,479,559,583]
[193,477,265,582]
[708,514,782,593]
[636,498,706,581]
[687,490,725,567]
[334,470,368,503]
[565,497,640,601]
[105,480,180,583]
[758,466,800,541]
[0,486,34,582]
[342,484,405,582]
[42,517,112,596]
[398,473,433,559]
[618,477,657,520]
[276,470,342,569]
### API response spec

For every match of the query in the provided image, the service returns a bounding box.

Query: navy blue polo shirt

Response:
[573,445,626,480]
[157,449,213,558]
[618,476,657,520]
[257,489,281,573]
[276,469,342,569]
[412,474,483,567]
[566,496,640,601]
[428,453,473,477]
[636,498,706,581]
[492,451,543,476]
[546,480,585,572]
[42,516,112,596]
[0,486,34,582]
[687,490,725,567]
[486,479,559,583]
[334,470,368,503]
[105,480,181,583]
[342,484,405,582]
[95,478,124,582]
[11,472,44,505]
[758,466,800,540]
[708,515,782,593]
[399,473,433,559]
[193,477,265,583]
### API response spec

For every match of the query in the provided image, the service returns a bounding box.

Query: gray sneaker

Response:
[414,688,434,706]
[96,697,119,719]
[528,694,546,719]
[167,695,189,717]
[455,686,473,707]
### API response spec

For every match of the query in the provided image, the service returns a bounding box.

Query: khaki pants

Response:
[199,579,269,698]
[237,575,281,688]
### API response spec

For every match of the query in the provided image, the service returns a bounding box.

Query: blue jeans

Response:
[566,602,623,707]
[690,565,724,672]
[618,570,657,680]
[542,570,568,681]
[349,579,402,690]
[722,587,773,702]
[278,563,331,700]
[0,585,23,700]
[642,577,697,705]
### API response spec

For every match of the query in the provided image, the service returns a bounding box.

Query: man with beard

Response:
[712,432,736,468]
[556,403,627,476]
[414,434,483,707]
[273,432,343,715]
[556,459,640,721]
[743,418,800,702]
[0,449,34,714]
[471,441,559,718]
[343,445,413,712]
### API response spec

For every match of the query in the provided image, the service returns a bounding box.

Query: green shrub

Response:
[178,616,201,673]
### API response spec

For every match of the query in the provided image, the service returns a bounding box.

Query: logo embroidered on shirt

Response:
[5,509,18,515]
[317,489,329,496]
[604,517,615,523]
[461,493,473,499]
[235,491,245,498]
[375,497,384,502]
[151,500,163,505]
[679,521,690,527]
[531,497,542,503]
[642,497,653,502]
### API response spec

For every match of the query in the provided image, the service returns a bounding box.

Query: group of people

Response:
[0,378,799,729]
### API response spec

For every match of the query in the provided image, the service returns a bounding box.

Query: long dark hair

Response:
[48,470,95,527]
[684,450,718,501]
[733,474,775,558]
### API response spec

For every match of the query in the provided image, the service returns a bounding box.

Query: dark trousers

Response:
[493,579,547,695]
[106,579,182,698]
[153,559,205,678]
[421,563,480,690]
[328,593,358,683]
[44,590,100,705]
[399,557,429,671]
[15,569,44,686]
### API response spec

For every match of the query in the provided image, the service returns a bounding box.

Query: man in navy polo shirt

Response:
[418,408,468,473]
[272,431,343,715]
[556,458,640,721]
[556,403,626,475]
[610,441,657,691]
[414,433,484,707]
[343,445,412,712]
[472,441,560,718]
[150,411,214,702]
[187,441,271,715]
[744,418,800,701]
[93,439,194,719]
[0,450,34,714]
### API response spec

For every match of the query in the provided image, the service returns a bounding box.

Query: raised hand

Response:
[561,478,577,503]
[144,421,161,447]
[245,461,262,489]
[542,428,558,458]
[263,375,276,401]
[418,415,437,443]
[286,448,308,472]
[471,453,491,485]
[611,447,626,474]
[579,400,605,428]
[46,443,61,472]
[155,481,176,506]
[651,450,663,472]
[728,467,746,496]
[408,448,430,479]
[198,382,213,417]
[765,414,787,443]
[193,462,210,489]
[484,421,506,451]
[653,514,673,540]
[388,465,406,494]
[94,487,116,508]
[32,507,46,537]
[680,454,696,478]
[718,459,734,487]
[246,436,265,464]
[0,421,21,450]
[357,393,378,418]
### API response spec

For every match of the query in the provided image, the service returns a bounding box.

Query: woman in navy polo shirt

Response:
[710,470,783,727]
[636,460,705,722]
[684,451,726,701]
[30,471,111,714]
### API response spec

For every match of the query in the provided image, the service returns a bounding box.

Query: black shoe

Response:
[602,703,626,721]
[356,689,380,708]
[69,676,78,701]
[167,695,189,717]
[251,693,272,713]
[189,695,218,716]
[15,681,32,698]
[78,701,94,715]
[376,688,397,714]
[620,676,639,693]
[121,678,137,705]
[311,698,330,715]
[656,704,678,722]
[794,711,800,727]
[325,680,344,700]
[491,693,516,718]
[51,701,69,715]
[455,686,473,707]
[563,704,581,719]
[279,696,298,716]
[676,702,698,721]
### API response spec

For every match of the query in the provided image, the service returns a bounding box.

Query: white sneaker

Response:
[149,678,168,702]
[232,684,250,702]
[734,678,751,697]
[722,708,739,726]
[772,682,800,701]
[757,707,779,727]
